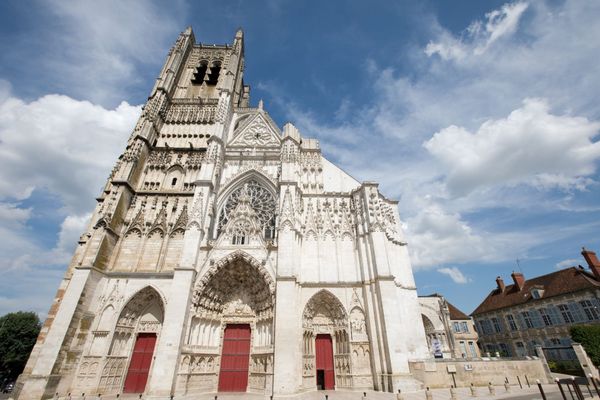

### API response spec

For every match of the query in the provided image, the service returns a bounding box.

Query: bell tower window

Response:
[206,61,221,86]
[191,61,208,85]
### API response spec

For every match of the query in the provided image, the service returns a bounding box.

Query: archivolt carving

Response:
[193,251,275,316]
[117,286,164,328]
[302,290,348,330]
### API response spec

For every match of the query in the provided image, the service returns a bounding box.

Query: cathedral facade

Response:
[16,28,429,399]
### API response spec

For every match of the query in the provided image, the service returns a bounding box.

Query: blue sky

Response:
[0,0,599,316]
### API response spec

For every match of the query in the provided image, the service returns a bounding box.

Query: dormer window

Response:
[531,288,544,299]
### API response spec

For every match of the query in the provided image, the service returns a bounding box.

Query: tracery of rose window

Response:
[217,180,276,239]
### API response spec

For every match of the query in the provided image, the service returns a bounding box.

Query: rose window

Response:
[217,180,277,239]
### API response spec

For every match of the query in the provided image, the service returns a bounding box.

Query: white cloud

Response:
[405,204,534,268]
[555,258,583,269]
[425,2,529,61]
[437,267,470,284]
[424,98,600,196]
[0,80,140,311]
[50,214,92,264]
[0,84,141,213]
[35,0,185,105]
[0,86,140,277]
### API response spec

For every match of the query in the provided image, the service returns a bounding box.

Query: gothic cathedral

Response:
[16,28,429,399]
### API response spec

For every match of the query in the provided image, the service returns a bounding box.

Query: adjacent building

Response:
[16,28,430,400]
[420,294,480,359]
[472,248,600,361]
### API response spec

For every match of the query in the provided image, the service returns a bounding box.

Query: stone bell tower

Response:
[16,27,429,400]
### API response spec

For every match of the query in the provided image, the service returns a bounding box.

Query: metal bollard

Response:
[362,391,367,400]
[68,393,72,400]
[81,393,85,400]
[555,378,567,400]
[425,387,432,400]
[504,381,510,392]
[537,380,548,400]
[571,378,584,400]
[470,383,477,397]
[450,385,457,400]
[396,389,404,400]
[54,393,59,400]
[488,382,495,395]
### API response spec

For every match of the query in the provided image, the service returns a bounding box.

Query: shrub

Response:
[570,325,600,367]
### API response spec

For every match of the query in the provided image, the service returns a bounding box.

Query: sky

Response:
[0,0,599,317]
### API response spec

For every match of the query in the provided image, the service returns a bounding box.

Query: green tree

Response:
[0,312,41,384]
[570,325,600,367]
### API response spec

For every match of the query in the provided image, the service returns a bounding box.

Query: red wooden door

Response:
[123,333,157,393]
[315,334,335,390]
[218,324,251,392]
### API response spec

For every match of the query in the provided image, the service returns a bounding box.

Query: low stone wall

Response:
[409,358,552,388]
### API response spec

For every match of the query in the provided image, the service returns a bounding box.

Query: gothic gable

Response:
[229,112,281,147]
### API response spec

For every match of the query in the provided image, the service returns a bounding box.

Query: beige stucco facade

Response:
[15,28,430,400]
[419,295,480,359]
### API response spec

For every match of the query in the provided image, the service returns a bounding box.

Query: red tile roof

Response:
[447,301,470,320]
[471,267,600,316]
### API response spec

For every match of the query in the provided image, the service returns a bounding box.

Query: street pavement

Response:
[2,383,595,400]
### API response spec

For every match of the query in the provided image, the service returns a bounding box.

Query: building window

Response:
[539,308,554,326]
[460,341,468,357]
[479,320,493,335]
[490,318,501,333]
[461,321,469,333]
[506,314,518,331]
[521,311,534,329]
[232,234,247,245]
[453,322,461,333]
[580,300,599,321]
[191,61,208,84]
[498,343,510,357]
[558,304,575,323]
[515,341,526,357]
[469,341,478,358]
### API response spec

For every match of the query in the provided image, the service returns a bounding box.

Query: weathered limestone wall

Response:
[409,359,552,388]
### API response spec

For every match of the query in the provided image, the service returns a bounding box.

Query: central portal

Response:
[315,334,335,390]
[218,324,251,392]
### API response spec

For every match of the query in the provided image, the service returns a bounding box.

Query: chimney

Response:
[496,276,505,292]
[582,247,600,280]
[511,271,525,291]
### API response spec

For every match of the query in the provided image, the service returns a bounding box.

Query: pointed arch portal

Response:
[98,286,164,394]
[302,290,350,390]
[180,252,275,393]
